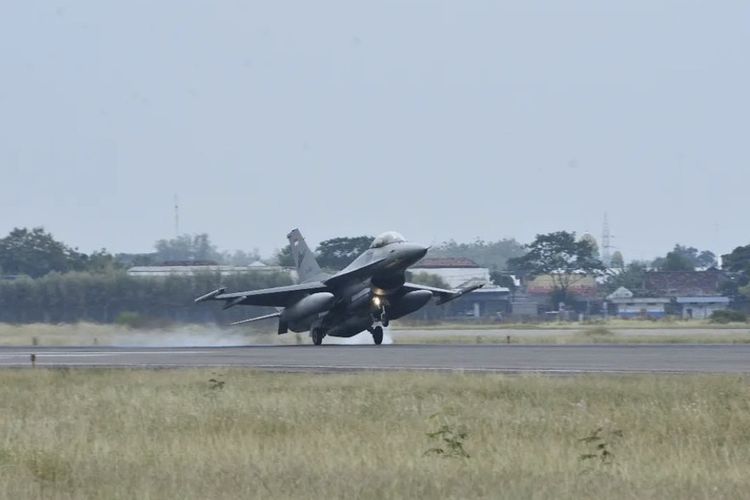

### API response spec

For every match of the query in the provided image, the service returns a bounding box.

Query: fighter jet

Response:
[195,229,483,345]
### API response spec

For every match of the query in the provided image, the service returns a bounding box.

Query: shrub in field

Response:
[709,310,748,324]
[424,413,470,459]
[114,311,147,329]
[583,326,614,336]
[578,427,623,471]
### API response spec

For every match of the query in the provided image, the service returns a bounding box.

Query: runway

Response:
[0,344,749,373]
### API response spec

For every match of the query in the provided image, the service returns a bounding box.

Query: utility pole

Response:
[174,194,181,237]
[602,213,612,267]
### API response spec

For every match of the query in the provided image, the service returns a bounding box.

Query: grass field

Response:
[0,370,748,499]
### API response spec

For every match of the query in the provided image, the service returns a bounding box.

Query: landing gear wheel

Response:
[311,328,324,346]
[371,326,383,345]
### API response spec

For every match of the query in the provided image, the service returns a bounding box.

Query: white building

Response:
[676,296,731,320]
[606,286,730,320]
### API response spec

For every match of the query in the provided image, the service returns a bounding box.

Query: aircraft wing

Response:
[402,282,485,305]
[195,281,329,308]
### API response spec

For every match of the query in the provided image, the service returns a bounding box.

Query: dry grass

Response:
[0,370,748,499]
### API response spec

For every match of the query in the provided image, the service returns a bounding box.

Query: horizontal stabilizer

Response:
[231,312,281,326]
[194,288,226,303]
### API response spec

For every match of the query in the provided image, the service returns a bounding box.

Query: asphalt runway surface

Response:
[1,344,749,374]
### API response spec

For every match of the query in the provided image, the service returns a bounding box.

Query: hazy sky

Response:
[1,1,748,261]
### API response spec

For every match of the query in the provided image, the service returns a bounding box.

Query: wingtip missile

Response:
[436,283,485,305]
[194,287,226,303]
[231,312,281,326]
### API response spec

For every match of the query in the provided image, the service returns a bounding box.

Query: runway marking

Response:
[0,350,222,358]
[0,360,725,374]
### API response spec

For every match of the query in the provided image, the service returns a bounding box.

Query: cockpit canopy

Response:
[370,231,406,249]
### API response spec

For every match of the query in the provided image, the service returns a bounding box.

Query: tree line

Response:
[0,270,292,325]
[1,225,749,324]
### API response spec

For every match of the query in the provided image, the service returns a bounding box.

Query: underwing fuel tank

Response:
[280,292,336,323]
[389,290,433,320]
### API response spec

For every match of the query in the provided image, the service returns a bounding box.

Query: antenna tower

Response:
[174,194,180,237]
[601,213,612,267]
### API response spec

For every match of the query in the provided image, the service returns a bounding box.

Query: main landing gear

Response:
[368,325,384,345]
[311,327,325,346]
[378,306,390,328]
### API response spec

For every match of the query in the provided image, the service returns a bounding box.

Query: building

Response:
[607,270,731,319]
[526,274,599,300]
[644,270,727,297]
[446,286,512,319]
[607,287,671,319]
[406,257,511,320]
[675,296,731,320]
[408,257,491,288]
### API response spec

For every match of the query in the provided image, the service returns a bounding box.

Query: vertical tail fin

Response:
[287,228,324,283]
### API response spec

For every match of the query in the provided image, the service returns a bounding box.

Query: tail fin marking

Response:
[287,228,324,283]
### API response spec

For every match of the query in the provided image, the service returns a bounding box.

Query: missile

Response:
[222,296,247,310]
[194,288,226,303]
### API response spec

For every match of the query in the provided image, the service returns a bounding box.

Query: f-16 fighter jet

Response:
[195,229,483,345]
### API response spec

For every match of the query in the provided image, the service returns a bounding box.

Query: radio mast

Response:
[601,213,612,267]
[174,194,181,237]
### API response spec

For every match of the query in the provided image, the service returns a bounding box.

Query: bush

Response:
[709,310,748,324]
[583,326,614,336]
[115,311,147,329]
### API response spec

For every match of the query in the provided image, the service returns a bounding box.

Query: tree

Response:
[489,271,517,293]
[658,251,694,272]
[610,251,625,270]
[604,261,649,295]
[316,236,374,270]
[428,238,525,270]
[406,271,450,289]
[653,244,717,271]
[721,244,750,301]
[154,234,222,262]
[222,249,262,266]
[82,249,123,273]
[0,227,86,278]
[274,244,294,267]
[722,244,750,274]
[579,234,600,259]
[507,231,605,304]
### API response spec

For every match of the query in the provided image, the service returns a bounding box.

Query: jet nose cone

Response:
[406,243,429,262]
